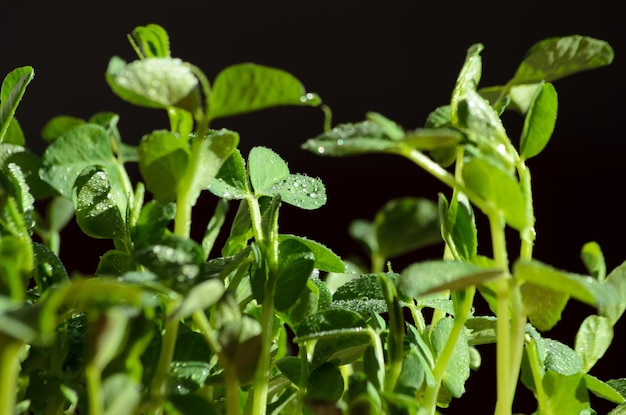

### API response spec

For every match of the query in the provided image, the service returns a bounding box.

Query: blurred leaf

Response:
[539,371,589,414]
[279,235,345,273]
[575,315,613,373]
[106,57,200,114]
[130,23,170,58]
[431,317,470,398]
[521,282,569,332]
[515,260,620,308]
[462,154,526,231]
[41,115,86,142]
[519,82,558,159]
[208,63,320,120]
[583,374,625,405]
[306,362,344,402]
[375,197,441,260]
[0,66,34,143]
[599,260,626,325]
[301,120,398,156]
[581,241,606,282]
[138,130,190,203]
[398,260,502,300]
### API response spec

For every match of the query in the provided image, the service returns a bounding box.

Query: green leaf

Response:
[374,197,441,260]
[519,82,558,159]
[462,154,526,231]
[102,373,141,415]
[584,374,625,405]
[130,23,170,58]
[248,146,290,194]
[520,281,569,332]
[539,371,590,415]
[170,278,225,320]
[132,200,176,249]
[275,239,315,311]
[600,260,626,325]
[138,130,190,203]
[1,66,34,143]
[41,115,86,142]
[133,236,204,293]
[331,273,388,315]
[544,338,583,375]
[106,57,200,114]
[208,149,249,200]
[301,120,398,156]
[430,317,470,398]
[40,124,126,205]
[581,241,606,282]
[0,236,33,300]
[511,35,614,86]
[72,165,127,240]
[514,259,620,308]
[438,192,477,262]
[450,43,484,123]
[96,249,136,276]
[296,308,367,338]
[397,260,502,300]
[168,361,211,394]
[269,173,327,210]
[32,241,69,291]
[401,128,463,151]
[208,63,320,120]
[306,362,345,402]
[279,234,345,273]
[575,315,613,373]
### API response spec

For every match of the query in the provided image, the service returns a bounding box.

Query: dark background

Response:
[2,1,624,413]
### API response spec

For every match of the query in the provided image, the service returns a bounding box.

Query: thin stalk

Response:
[148,302,180,415]
[421,287,476,414]
[0,337,23,415]
[517,162,535,261]
[85,363,103,415]
[245,194,278,415]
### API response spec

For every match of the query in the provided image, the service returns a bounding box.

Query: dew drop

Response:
[317,146,325,154]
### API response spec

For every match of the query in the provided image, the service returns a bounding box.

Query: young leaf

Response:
[462,153,526,231]
[279,234,345,273]
[581,241,606,282]
[72,165,128,241]
[438,192,477,262]
[208,149,249,200]
[599,260,626,325]
[138,130,190,203]
[106,57,201,114]
[331,273,388,315]
[450,44,484,124]
[0,66,34,143]
[519,81,558,159]
[130,23,170,58]
[575,315,613,373]
[248,146,290,194]
[274,239,315,311]
[397,260,502,300]
[269,173,327,210]
[207,63,321,120]
[39,123,127,205]
[583,374,625,405]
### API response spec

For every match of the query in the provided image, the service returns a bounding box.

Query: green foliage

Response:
[0,24,623,415]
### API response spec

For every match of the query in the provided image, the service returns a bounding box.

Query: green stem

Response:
[250,278,276,415]
[148,302,180,415]
[85,363,103,415]
[421,287,475,414]
[517,162,535,261]
[0,337,23,415]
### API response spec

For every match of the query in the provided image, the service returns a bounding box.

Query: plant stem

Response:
[250,279,276,415]
[148,302,180,415]
[0,337,23,415]
[421,287,475,415]
[85,363,103,415]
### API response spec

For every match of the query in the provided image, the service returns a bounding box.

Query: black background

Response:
[2,1,625,413]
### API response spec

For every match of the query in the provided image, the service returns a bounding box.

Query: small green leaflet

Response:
[0,66,34,144]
